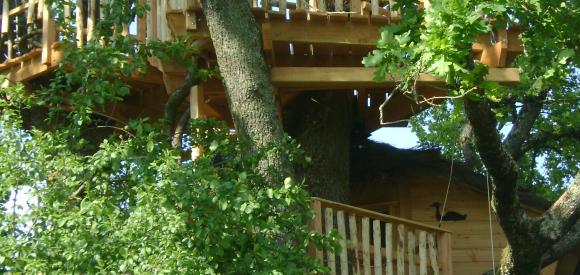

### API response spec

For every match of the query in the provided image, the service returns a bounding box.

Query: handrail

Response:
[310,197,453,275]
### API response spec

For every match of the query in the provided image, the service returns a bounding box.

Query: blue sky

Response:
[370,127,419,148]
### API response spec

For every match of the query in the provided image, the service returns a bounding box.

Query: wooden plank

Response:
[427,233,440,275]
[325,208,336,275]
[87,0,97,40]
[385,223,394,275]
[437,233,453,275]
[76,0,85,46]
[337,211,348,275]
[271,67,521,89]
[362,217,371,275]
[147,0,157,39]
[419,231,427,275]
[269,20,380,46]
[137,0,147,40]
[309,200,324,263]
[373,220,383,275]
[26,0,35,25]
[1,0,9,34]
[408,231,416,275]
[41,1,55,64]
[349,214,361,275]
[397,224,405,275]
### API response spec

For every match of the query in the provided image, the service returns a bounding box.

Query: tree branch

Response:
[502,90,548,160]
[460,121,476,168]
[164,70,198,140]
[171,107,191,148]
[463,97,533,241]
[541,218,580,268]
[539,173,580,244]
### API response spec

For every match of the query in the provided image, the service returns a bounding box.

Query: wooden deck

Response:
[0,0,523,131]
[310,197,453,275]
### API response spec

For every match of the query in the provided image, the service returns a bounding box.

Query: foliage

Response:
[0,82,335,273]
[364,0,579,199]
[0,1,337,273]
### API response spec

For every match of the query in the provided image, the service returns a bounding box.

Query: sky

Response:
[370,127,419,148]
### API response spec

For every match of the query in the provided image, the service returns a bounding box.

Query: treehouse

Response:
[2,0,567,274]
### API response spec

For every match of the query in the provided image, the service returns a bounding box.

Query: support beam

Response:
[271,67,520,89]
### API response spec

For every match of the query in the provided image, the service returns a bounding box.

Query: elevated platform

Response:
[0,0,523,132]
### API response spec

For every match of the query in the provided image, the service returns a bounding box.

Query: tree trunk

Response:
[285,91,352,203]
[202,0,293,184]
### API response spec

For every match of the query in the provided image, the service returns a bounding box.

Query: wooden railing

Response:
[247,0,409,19]
[310,197,452,275]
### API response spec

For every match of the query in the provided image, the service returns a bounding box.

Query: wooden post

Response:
[397,224,405,275]
[190,85,205,160]
[37,0,44,19]
[325,207,336,275]
[41,1,55,64]
[408,231,416,275]
[76,0,85,46]
[428,234,440,275]
[362,217,371,275]
[137,0,147,40]
[87,0,97,40]
[26,0,36,27]
[279,0,287,14]
[309,199,324,263]
[351,0,362,14]
[419,231,427,275]
[371,0,379,15]
[373,220,383,275]
[385,223,393,275]
[349,214,361,275]
[337,211,348,275]
[437,232,453,275]
[147,0,157,39]
[334,0,343,12]
[316,0,326,11]
[1,0,9,34]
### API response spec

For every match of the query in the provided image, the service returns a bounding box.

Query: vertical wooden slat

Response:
[419,231,427,275]
[279,0,287,13]
[334,0,343,12]
[64,2,71,20]
[337,211,348,275]
[397,224,405,275]
[371,0,379,15]
[437,233,453,275]
[146,0,157,39]
[189,85,205,160]
[316,0,326,11]
[408,231,416,275]
[389,0,399,18]
[349,214,361,275]
[385,223,393,275]
[137,0,147,40]
[362,217,371,275]
[373,220,383,275]
[325,208,336,275]
[309,199,324,263]
[1,0,9,34]
[76,0,85,46]
[41,1,55,64]
[37,0,44,19]
[87,0,96,40]
[26,0,35,25]
[350,0,362,14]
[428,233,440,275]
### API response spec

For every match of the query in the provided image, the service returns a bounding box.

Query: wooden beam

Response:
[271,67,520,89]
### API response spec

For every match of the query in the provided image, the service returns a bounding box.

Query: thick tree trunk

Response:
[285,91,352,203]
[202,0,293,183]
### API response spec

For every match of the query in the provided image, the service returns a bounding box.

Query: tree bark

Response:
[285,91,352,203]
[202,0,293,183]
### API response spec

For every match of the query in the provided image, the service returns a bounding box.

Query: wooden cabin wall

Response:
[351,170,557,275]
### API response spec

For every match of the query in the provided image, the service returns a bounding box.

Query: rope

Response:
[486,171,496,273]
[438,158,454,227]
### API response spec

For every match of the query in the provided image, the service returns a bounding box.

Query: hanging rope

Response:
[438,158,454,227]
[486,171,496,273]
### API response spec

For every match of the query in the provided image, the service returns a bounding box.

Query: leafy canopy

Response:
[364,0,578,199]
[0,0,336,273]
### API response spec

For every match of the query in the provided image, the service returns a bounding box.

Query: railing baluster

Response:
[373,220,382,275]
[408,231,416,275]
[1,0,9,34]
[386,223,393,275]
[349,214,361,275]
[325,208,336,275]
[41,0,54,64]
[334,0,343,12]
[397,224,405,275]
[428,233,440,275]
[437,233,453,275]
[26,0,35,32]
[336,210,348,275]
[316,0,325,12]
[371,0,379,15]
[87,0,96,40]
[75,0,84,46]
[419,231,427,275]
[279,0,286,14]
[362,217,371,275]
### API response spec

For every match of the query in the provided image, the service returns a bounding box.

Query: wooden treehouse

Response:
[0,0,533,274]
